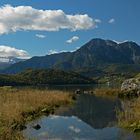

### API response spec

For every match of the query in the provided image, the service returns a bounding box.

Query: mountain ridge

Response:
[2,38,140,74]
[0,56,27,70]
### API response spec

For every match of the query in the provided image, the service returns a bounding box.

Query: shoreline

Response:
[0,87,76,140]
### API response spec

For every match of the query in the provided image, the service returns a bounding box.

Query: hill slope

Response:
[0,69,94,86]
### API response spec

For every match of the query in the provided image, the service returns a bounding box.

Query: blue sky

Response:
[0,0,139,58]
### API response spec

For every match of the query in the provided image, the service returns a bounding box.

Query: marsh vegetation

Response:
[1,85,140,140]
[0,87,74,140]
[94,87,140,134]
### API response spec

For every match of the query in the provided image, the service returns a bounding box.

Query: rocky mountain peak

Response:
[2,38,140,73]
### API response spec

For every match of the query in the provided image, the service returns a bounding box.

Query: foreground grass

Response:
[117,96,140,132]
[0,87,75,140]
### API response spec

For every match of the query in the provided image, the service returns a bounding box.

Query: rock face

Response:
[121,78,140,92]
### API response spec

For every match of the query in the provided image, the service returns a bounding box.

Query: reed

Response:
[94,87,121,96]
[117,96,140,131]
[0,87,74,140]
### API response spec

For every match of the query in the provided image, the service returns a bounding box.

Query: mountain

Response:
[0,56,26,70]
[0,69,94,86]
[3,38,140,75]
[0,63,11,70]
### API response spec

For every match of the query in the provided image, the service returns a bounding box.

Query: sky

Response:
[0,0,139,58]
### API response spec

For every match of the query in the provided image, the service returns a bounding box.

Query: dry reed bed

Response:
[0,88,73,140]
[94,87,121,96]
[118,96,140,131]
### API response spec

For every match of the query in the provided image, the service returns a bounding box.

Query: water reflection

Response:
[24,115,135,140]
[46,84,120,92]
[55,94,121,129]
[23,94,137,140]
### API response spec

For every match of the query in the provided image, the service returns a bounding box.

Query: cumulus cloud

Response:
[108,18,115,24]
[48,49,58,55]
[66,36,79,43]
[95,19,101,23]
[69,126,81,133]
[0,45,29,58]
[49,115,69,120]
[48,49,68,55]
[0,5,96,34]
[36,34,46,38]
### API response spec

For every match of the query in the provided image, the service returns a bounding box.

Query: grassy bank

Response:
[117,96,140,132]
[94,87,140,132]
[0,87,75,140]
[94,87,121,97]
[94,87,139,98]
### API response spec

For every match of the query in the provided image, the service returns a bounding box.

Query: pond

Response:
[23,89,140,140]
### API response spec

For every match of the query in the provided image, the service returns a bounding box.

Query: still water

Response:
[23,85,139,140]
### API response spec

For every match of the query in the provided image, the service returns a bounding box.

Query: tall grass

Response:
[94,87,121,96]
[0,87,74,140]
[117,96,140,131]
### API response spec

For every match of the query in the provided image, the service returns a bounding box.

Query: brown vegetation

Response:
[117,96,140,131]
[0,87,74,140]
[94,87,121,96]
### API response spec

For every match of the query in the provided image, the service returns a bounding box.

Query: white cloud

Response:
[66,36,79,43]
[113,40,128,44]
[108,18,115,24]
[48,49,68,55]
[48,49,58,55]
[69,125,81,133]
[36,34,46,38]
[0,45,29,58]
[48,47,80,55]
[0,5,96,34]
[49,115,69,119]
[95,19,101,23]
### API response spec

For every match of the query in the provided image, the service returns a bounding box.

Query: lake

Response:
[23,85,140,140]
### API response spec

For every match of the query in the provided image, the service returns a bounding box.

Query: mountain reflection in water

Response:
[23,94,137,140]
[55,94,122,129]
